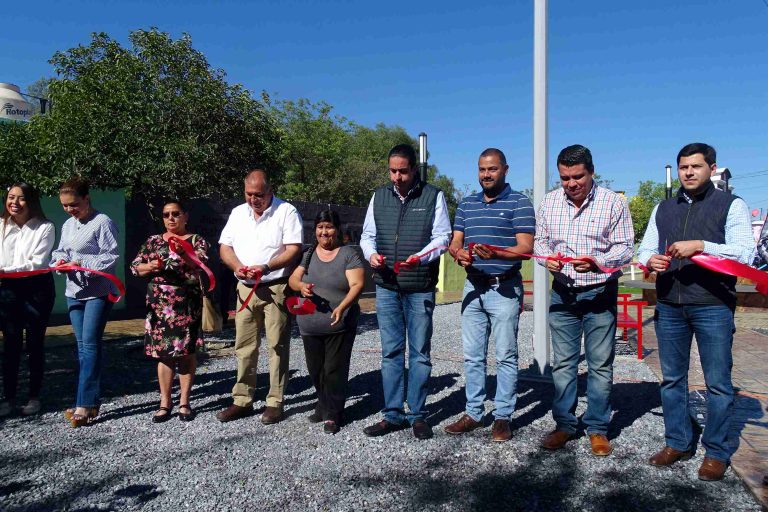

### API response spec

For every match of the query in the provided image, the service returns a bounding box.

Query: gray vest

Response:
[372,180,439,292]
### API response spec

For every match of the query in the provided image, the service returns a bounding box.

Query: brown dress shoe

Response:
[216,404,253,423]
[491,419,512,443]
[698,457,728,481]
[444,414,482,435]
[588,434,613,456]
[261,406,283,425]
[648,446,693,467]
[541,430,573,450]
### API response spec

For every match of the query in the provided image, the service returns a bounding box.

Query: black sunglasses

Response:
[162,211,182,219]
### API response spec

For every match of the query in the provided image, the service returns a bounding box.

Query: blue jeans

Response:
[461,278,522,421]
[549,280,617,435]
[67,297,113,408]
[375,285,434,425]
[654,301,735,463]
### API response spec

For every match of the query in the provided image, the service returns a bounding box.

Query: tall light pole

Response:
[419,132,428,183]
[532,0,551,374]
[665,164,672,199]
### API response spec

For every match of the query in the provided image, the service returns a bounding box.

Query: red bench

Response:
[617,293,647,360]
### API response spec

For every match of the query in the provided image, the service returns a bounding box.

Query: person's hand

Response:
[571,255,597,273]
[667,240,704,259]
[398,255,421,270]
[472,244,497,260]
[330,305,346,326]
[545,255,564,272]
[369,254,386,269]
[300,283,314,298]
[647,254,671,272]
[146,260,162,273]
[453,248,473,268]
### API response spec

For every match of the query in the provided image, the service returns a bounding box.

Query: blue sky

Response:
[4,0,768,214]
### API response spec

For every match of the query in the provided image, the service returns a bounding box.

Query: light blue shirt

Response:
[360,188,451,264]
[637,197,754,265]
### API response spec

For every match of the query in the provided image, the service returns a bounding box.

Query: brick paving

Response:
[640,306,768,508]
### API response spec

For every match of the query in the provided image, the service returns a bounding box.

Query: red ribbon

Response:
[0,264,126,302]
[236,267,263,313]
[393,247,447,274]
[692,254,768,294]
[285,296,317,315]
[167,236,216,293]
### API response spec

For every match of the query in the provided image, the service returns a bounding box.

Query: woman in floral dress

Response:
[131,200,209,423]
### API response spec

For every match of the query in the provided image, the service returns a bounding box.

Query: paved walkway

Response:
[640,306,768,508]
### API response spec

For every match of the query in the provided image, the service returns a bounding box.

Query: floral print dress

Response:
[130,234,209,358]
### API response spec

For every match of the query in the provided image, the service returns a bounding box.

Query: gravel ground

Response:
[0,303,762,511]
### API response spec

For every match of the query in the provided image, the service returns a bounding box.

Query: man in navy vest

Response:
[360,144,451,440]
[445,148,535,442]
[638,143,753,481]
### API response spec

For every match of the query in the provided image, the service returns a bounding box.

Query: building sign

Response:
[0,83,34,123]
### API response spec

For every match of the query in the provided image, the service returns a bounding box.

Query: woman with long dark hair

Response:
[0,183,56,417]
[52,177,119,427]
[130,200,209,422]
[288,210,364,434]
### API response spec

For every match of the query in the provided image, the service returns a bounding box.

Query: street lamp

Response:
[418,132,428,183]
[665,164,672,199]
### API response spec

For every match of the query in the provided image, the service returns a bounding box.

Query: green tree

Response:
[30,29,280,206]
[628,179,680,243]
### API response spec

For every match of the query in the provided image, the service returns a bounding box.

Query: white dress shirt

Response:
[0,217,56,272]
[219,197,304,284]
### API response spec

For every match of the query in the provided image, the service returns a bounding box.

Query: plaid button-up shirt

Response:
[534,183,634,287]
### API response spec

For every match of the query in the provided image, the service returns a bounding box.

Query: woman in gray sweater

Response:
[288,210,364,434]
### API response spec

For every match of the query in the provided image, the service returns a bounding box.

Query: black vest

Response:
[372,180,440,292]
[655,182,738,306]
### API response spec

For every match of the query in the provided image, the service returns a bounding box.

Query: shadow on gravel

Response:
[349,448,747,511]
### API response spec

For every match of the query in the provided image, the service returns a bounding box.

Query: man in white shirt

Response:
[216,170,303,424]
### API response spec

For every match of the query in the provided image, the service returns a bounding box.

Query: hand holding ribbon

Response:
[236,267,263,313]
[167,236,216,292]
[285,296,317,315]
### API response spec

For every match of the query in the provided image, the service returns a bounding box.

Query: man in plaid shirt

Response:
[533,144,634,456]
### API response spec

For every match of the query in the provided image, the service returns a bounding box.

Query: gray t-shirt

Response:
[295,245,364,336]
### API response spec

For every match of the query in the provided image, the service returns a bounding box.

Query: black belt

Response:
[242,276,289,289]
[553,279,615,293]
[468,272,519,287]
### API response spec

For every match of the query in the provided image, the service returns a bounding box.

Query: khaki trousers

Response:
[232,281,291,408]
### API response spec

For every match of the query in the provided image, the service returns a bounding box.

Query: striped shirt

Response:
[51,211,120,300]
[534,183,634,287]
[454,184,536,276]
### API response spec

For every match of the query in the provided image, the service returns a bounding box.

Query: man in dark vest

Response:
[360,144,451,440]
[638,143,754,481]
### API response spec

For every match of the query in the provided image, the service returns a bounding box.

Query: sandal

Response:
[69,407,99,428]
[152,406,173,424]
[178,404,195,422]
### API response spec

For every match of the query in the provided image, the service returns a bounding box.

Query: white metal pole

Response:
[533,0,551,374]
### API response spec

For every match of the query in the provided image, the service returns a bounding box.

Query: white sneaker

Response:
[0,401,13,417]
[21,399,41,416]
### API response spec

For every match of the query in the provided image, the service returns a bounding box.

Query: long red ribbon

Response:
[167,236,216,293]
[0,264,126,302]
[692,254,768,294]
[236,268,263,313]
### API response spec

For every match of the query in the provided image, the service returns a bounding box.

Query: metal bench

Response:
[617,293,647,360]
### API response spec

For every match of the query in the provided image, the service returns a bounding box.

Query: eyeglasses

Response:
[162,211,182,219]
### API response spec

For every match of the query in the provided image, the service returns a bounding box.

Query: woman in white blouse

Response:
[0,183,56,417]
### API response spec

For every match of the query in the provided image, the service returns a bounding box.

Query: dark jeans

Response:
[549,280,618,435]
[67,296,113,408]
[0,274,55,402]
[654,301,736,462]
[302,330,356,423]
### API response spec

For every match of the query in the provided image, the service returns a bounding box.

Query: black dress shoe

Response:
[324,421,340,434]
[363,419,408,437]
[412,420,433,440]
[178,404,195,422]
[152,406,172,424]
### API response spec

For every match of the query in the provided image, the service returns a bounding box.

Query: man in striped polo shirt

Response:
[446,148,535,442]
[534,144,634,456]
